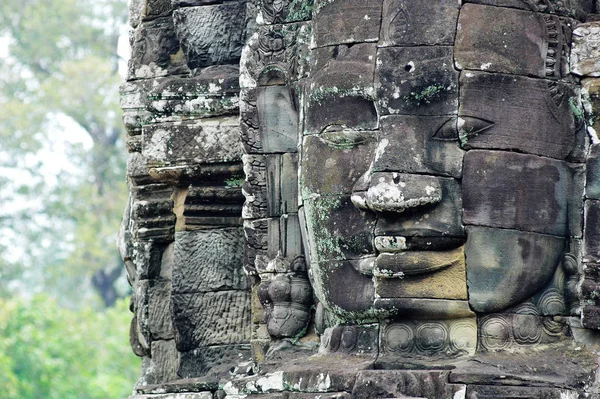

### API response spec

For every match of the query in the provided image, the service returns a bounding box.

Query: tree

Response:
[0,295,140,399]
[0,0,129,307]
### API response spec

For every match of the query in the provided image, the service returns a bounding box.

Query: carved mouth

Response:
[375,235,466,252]
[373,245,465,278]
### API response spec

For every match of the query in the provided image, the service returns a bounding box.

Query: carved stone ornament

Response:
[120,0,600,398]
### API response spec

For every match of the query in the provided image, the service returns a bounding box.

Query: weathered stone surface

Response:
[463,150,571,235]
[586,144,600,199]
[301,195,376,262]
[374,298,475,319]
[479,314,568,351]
[372,177,464,239]
[305,43,378,134]
[182,183,244,228]
[257,85,298,153]
[301,132,376,195]
[148,280,175,340]
[464,0,593,19]
[172,291,251,351]
[319,324,378,356]
[173,2,248,69]
[178,344,252,379]
[465,385,579,399]
[353,370,465,399]
[465,226,565,313]
[459,72,577,159]
[380,318,477,358]
[379,0,459,46]
[312,0,383,48]
[142,118,242,167]
[374,246,468,300]
[266,215,303,262]
[129,393,213,399]
[376,46,458,116]
[259,272,312,338]
[456,4,572,79]
[374,116,464,178]
[128,17,189,80]
[146,68,241,120]
[146,340,179,385]
[258,0,314,24]
[243,154,268,219]
[265,154,298,217]
[571,22,600,77]
[449,343,598,389]
[240,23,312,90]
[310,260,375,315]
[172,229,246,293]
[584,200,600,263]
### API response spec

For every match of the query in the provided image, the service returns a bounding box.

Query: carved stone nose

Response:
[351,172,442,213]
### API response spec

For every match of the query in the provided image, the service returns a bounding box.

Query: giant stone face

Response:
[299,1,584,354]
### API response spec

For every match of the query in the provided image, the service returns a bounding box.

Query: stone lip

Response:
[375,235,466,252]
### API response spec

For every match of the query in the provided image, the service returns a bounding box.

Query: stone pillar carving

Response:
[119,0,255,388]
[239,0,314,360]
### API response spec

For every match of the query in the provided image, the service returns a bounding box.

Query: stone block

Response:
[128,17,189,80]
[373,176,464,238]
[353,370,465,399]
[319,324,378,356]
[265,214,303,262]
[455,4,572,79]
[465,226,565,313]
[241,23,311,89]
[146,68,241,119]
[478,314,569,351]
[304,94,378,136]
[173,2,248,69]
[584,200,600,262]
[182,184,245,229]
[259,0,314,24]
[374,246,468,300]
[301,195,376,262]
[178,344,252,379]
[380,318,477,358]
[466,385,579,399]
[375,116,464,178]
[582,304,600,329]
[142,118,243,167]
[148,280,175,340]
[148,339,179,385]
[376,46,458,116]
[172,228,247,294]
[172,291,251,351]
[459,72,577,160]
[572,22,600,77]
[310,260,375,315]
[373,298,475,319]
[464,0,593,19]
[301,132,377,196]
[586,144,600,199]
[266,154,298,217]
[463,150,571,235]
[312,0,383,48]
[305,43,378,134]
[242,154,268,219]
[257,85,298,153]
[379,0,459,46]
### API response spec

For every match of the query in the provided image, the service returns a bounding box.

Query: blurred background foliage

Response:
[0,0,139,395]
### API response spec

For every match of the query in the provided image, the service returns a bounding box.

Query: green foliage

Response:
[0,295,139,399]
[403,84,447,107]
[0,0,129,307]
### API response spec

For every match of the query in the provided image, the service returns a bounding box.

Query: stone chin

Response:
[465,226,565,313]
